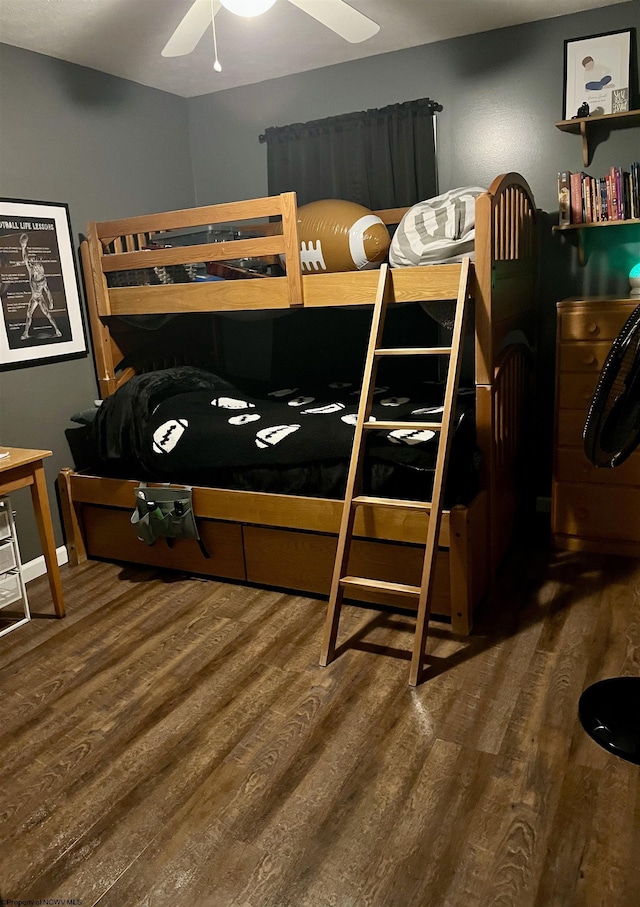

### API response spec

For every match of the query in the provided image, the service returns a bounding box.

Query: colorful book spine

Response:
[616,168,624,219]
[599,178,608,222]
[609,167,620,220]
[630,162,639,219]
[606,174,614,220]
[570,172,583,224]
[583,177,592,222]
[558,171,571,225]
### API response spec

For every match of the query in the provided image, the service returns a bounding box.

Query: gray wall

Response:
[188,0,640,492]
[0,44,196,561]
[188,3,639,214]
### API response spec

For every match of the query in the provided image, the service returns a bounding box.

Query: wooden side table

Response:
[0,448,65,618]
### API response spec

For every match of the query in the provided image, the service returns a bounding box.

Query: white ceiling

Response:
[0,0,626,98]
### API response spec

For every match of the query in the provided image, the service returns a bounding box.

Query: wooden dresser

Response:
[552,296,640,556]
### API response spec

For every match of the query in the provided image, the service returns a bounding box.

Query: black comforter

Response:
[89,366,478,505]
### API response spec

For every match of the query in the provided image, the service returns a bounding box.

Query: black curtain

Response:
[259,98,442,209]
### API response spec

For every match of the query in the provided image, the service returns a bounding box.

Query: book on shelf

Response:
[570,172,583,224]
[557,171,571,225]
[583,176,592,222]
[561,161,639,224]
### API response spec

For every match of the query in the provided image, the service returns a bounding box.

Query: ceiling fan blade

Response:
[286,0,380,43]
[162,0,221,57]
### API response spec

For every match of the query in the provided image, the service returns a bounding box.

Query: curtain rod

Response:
[259,98,443,143]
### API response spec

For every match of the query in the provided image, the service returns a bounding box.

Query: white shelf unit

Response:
[0,496,30,638]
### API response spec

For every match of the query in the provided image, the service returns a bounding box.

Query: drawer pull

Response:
[585,321,599,334]
[583,353,596,365]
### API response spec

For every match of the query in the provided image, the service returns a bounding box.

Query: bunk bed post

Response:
[81,230,120,397]
[473,174,538,580]
[473,188,494,387]
[85,222,112,318]
[472,185,498,591]
[448,505,473,635]
[280,191,304,306]
[57,468,87,565]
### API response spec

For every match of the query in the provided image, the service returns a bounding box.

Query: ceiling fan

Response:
[162,0,380,61]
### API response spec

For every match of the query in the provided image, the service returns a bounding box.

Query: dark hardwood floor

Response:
[1,528,639,906]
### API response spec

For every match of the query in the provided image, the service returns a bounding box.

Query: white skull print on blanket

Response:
[144,376,474,473]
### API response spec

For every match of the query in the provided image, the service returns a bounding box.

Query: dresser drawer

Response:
[554,297,640,554]
[558,340,613,374]
[558,302,637,342]
[554,483,640,543]
[557,372,599,410]
[556,405,640,459]
[556,409,588,447]
[555,447,640,485]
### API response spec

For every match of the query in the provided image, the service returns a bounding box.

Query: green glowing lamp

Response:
[631,261,640,298]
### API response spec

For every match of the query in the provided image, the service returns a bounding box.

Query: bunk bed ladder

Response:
[319,258,473,686]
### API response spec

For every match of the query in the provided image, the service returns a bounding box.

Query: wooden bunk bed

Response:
[58,172,538,635]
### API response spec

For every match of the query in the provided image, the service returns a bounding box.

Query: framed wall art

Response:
[0,198,86,369]
[563,28,635,119]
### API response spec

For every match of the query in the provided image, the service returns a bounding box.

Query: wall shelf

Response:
[552,218,640,265]
[555,109,640,166]
[553,218,640,232]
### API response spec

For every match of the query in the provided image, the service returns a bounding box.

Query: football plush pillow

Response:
[294,199,390,273]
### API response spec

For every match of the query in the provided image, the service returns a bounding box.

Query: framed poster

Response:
[0,198,86,369]
[563,28,634,119]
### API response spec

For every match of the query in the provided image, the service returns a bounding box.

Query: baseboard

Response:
[22,546,69,585]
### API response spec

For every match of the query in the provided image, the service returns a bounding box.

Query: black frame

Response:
[562,28,637,120]
[0,197,87,370]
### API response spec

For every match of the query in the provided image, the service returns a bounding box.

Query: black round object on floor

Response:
[579,677,640,765]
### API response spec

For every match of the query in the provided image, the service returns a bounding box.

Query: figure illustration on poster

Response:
[581,55,614,92]
[19,232,61,340]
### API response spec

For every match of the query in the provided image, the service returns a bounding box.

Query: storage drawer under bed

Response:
[243,524,454,617]
[80,504,246,580]
[80,504,455,615]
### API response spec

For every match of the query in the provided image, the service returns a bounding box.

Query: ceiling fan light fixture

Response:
[219,0,277,17]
